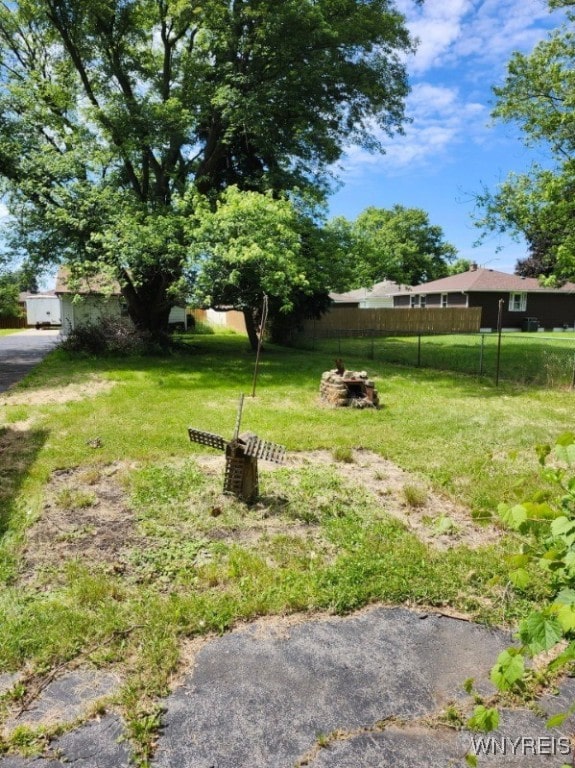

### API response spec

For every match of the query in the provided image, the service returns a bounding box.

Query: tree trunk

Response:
[121,275,173,345]
[243,307,259,352]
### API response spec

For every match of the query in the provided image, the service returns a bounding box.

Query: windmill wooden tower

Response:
[188,395,286,503]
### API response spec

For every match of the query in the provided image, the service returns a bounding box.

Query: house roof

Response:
[330,280,409,303]
[401,267,575,295]
[55,266,121,296]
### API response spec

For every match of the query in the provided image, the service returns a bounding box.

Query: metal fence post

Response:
[479,333,485,376]
[417,334,421,367]
[495,299,504,386]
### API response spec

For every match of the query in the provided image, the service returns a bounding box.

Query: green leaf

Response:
[555,442,575,466]
[465,754,478,767]
[498,503,527,530]
[508,553,530,569]
[549,641,575,672]
[523,501,556,520]
[509,568,531,589]
[546,712,568,728]
[555,603,575,633]
[556,432,575,448]
[490,648,525,691]
[467,705,500,733]
[551,516,575,539]
[555,588,575,605]
[519,612,563,653]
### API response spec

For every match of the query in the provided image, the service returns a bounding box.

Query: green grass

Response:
[305,331,575,387]
[0,328,25,337]
[0,332,570,762]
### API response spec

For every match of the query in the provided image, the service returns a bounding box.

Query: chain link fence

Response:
[293,330,575,388]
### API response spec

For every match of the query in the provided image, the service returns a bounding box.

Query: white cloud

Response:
[337,0,563,178]
[340,83,487,175]
[396,0,562,75]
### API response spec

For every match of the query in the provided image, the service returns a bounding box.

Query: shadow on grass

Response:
[13,333,565,404]
[0,426,49,541]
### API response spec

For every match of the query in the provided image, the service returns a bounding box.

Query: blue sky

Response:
[328,0,565,274]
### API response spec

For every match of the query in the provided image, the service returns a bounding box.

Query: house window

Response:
[509,292,527,312]
[441,293,448,308]
[420,294,427,308]
[410,295,419,308]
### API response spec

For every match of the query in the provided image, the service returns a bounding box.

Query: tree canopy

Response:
[0,0,415,339]
[475,1,575,279]
[330,205,457,287]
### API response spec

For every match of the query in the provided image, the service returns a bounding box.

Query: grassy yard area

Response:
[0,329,25,337]
[0,332,571,761]
[305,331,575,387]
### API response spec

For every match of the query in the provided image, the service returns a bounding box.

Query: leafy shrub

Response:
[491,433,575,722]
[59,316,148,355]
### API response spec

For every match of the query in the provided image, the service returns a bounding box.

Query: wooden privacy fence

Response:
[0,316,27,329]
[299,307,482,337]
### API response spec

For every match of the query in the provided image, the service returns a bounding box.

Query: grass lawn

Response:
[307,331,575,387]
[0,332,571,762]
[0,329,25,337]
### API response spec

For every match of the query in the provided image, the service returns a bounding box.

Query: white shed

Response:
[25,294,61,326]
[55,267,187,333]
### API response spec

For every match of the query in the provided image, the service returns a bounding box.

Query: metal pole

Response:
[479,333,485,376]
[251,294,269,398]
[417,334,421,367]
[233,394,244,441]
[571,353,575,390]
[495,299,504,386]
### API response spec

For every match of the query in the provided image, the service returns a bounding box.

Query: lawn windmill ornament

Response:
[188,395,286,503]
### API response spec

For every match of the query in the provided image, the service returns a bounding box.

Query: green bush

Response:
[59,317,148,355]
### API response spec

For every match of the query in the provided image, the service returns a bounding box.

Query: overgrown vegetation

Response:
[0,333,572,763]
[485,434,575,711]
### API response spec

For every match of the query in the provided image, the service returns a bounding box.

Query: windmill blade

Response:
[243,435,286,464]
[188,428,227,452]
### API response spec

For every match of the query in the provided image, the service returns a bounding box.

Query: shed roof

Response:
[55,266,121,296]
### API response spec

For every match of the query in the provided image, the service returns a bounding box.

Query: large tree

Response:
[330,205,457,287]
[190,187,351,348]
[475,1,575,279]
[0,0,415,338]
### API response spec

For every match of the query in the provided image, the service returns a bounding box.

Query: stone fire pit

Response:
[320,365,380,408]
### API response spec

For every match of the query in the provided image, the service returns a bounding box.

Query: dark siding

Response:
[447,293,468,307]
[467,292,575,329]
[394,291,575,328]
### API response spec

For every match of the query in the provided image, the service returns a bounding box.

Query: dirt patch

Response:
[0,376,114,406]
[21,450,500,586]
[22,462,144,585]
[267,449,500,550]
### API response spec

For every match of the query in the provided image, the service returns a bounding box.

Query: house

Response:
[392,265,575,331]
[55,267,187,333]
[329,280,410,309]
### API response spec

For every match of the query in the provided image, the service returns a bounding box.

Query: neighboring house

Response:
[55,267,187,333]
[330,280,410,309]
[25,293,61,326]
[392,265,575,330]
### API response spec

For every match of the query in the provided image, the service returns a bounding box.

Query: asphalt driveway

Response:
[1,606,574,767]
[0,329,60,392]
